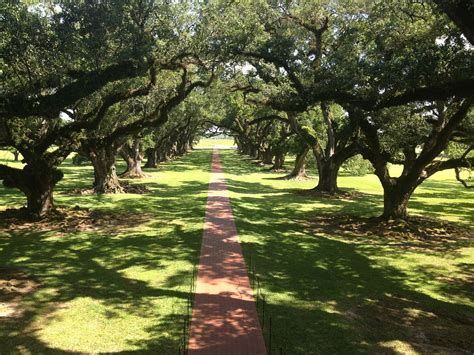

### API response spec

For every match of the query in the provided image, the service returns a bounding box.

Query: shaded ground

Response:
[0,150,211,353]
[308,213,473,245]
[0,207,153,235]
[65,181,152,195]
[0,267,40,319]
[219,149,474,355]
[1,147,472,354]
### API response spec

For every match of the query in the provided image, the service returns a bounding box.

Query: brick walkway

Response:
[188,148,266,354]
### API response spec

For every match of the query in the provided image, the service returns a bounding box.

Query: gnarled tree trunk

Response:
[382,187,411,220]
[144,148,158,168]
[120,140,146,178]
[262,149,274,165]
[285,146,309,180]
[89,146,123,193]
[271,152,286,171]
[377,174,419,220]
[314,159,342,194]
[1,160,63,218]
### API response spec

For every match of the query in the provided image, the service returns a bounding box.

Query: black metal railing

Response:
[178,263,197,355]
[248,253,284,354]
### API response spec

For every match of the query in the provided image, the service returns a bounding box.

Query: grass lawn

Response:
[0,150,211,353]
[218,149,473,355]
[194,138,235,149]
[1,146,472,354]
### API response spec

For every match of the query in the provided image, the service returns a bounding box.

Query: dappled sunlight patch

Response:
[0,267,39,319]
[0,206,153,235]
[217,149,473,353]
[63,181,152,195]
[35,297,152,353]
[304,213,473,247]
[295,188,370,200]
[376,340,417,355]
[0,150,210,352]
[354,292,474,354]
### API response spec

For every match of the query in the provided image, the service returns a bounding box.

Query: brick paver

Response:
[188,148,266,354]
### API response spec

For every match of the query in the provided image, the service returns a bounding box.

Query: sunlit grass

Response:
[1,147,472,354]
[194,138,235,149]
[0,150,211,353]
[219,149,473,354]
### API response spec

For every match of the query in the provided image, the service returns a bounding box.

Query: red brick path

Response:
[188,148,266,354]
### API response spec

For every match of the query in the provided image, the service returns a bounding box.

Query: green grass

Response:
[194,138,235,149]
[1,148,472,354]
[218,149,473,354]
[0,150,211,353]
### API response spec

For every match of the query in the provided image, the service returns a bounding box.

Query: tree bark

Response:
[89,146,123,193]
[314,158,342,194]
[12,150,19,161]
[1,161,63,218]
[379,181,417,220]
[143,148,158,168]
[262,149,274,164]
[120,140,146,178]
[285,146,309,180]
[144,148,158,168]
[271,152,286,170]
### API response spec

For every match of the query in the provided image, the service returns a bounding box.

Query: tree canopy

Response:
[0,0,473,220]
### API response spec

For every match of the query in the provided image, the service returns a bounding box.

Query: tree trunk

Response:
[380,181,417,220]
[89,146,123,194]
[285,146,309,180]
[262,149,274,165]
[314,159,341,194]
[1,161,63,218]
[160,149,170,162]
[271,152,286,170]
[13,150,19,161]
[250,146,257,158]
[120,140,146,178]
[122,157,145,178]
[241,144,252,156]
[144,148,158,168]
[24,170,56,218]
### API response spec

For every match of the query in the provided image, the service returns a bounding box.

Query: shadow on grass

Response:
[217,149,474,354]
[0,150,212,353]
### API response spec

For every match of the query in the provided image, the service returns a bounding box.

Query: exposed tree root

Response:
[280,173,310,181]
[0,267,39,319]
[267,167,287,173]
[64,182,151,195]
[119,171,150,179]
[296,188,363,199]
[304,213,473,245]
[0,206,153,234]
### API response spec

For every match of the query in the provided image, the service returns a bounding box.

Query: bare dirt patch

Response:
[64,182,151,195]
[281,175,311,181]
[0,267,39,319]
[0,206,152,234]
[296,188,367,199]
[355,293,474,354]
[304,213,473,249]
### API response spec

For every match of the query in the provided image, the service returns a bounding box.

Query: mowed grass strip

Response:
[219,149,473,355]
[0,149,211,353]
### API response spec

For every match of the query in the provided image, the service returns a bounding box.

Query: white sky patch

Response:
[235,62,256,74]
[436,35,472,50]
[60,111,73,122]
[435,36,446,46]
